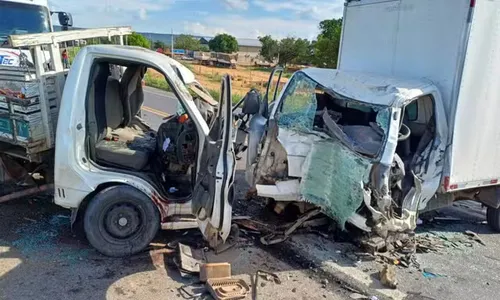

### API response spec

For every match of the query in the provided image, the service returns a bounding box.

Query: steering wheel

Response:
[398,123,411,141]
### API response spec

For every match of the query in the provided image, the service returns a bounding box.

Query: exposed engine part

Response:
[390,154,405,189]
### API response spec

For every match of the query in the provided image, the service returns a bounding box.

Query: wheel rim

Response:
[104,203,142,239]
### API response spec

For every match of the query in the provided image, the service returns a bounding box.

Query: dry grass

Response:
[145,62,289,103]
[187,62,288,96]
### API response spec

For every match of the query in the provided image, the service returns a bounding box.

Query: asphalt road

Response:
[141,86,178,130]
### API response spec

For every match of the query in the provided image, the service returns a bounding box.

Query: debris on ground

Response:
[349,292,369,299]
[252,270,282,300]
[464,230,486,246]
[175,243,206,277]
[380,264,398,289]
[179,283,207,299]
[422,267,446,279]
[349,293,379,300]
[207,278,250,300]
[260,208,322,245]
[200,263,232,282]
[216,224,240,254]
[256,269,282,284]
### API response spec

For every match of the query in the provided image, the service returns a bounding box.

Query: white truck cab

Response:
[2,27,236,257]
[0,0,53,37]
[1,0,72,69]
[53,45,236,256]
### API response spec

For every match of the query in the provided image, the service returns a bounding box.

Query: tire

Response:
[84,185,160,257]
[487,206,500,232]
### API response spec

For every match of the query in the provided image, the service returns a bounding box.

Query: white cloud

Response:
[184,14,321,39]
[221,0,249,10]
[184,22,227,37]
[139,8,148,20]
[48,0,174,28]
[253,0,343,20]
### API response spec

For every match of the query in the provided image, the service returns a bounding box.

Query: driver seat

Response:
[95,77,154,171]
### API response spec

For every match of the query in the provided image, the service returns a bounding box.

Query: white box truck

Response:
[240,0,500,247]
[338,0,500,208]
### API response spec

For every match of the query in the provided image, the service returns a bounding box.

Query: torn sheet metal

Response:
[300,68,435,107]
[299,138,371,229]
[276,128,327,177]
[176,243,205,276]
[260,208,321,245]
[256,180,300,201]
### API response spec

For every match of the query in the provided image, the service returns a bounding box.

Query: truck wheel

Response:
[487,206,500,232]
[84,185,160,257]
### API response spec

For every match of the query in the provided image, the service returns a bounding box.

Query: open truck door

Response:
[245,67,284,185]
[192,75,236,248]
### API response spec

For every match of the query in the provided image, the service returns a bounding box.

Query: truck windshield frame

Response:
[276,72,390,160]
[0,2,51,41]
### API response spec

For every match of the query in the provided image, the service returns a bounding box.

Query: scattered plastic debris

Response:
[380,264,398,289]
[350,292,369,299]
[464,230,486,246]
[11,213,91,261]
[422,268,446,279]
[207,278,250,300]
[175,243,205,277]
[200,263,231,282]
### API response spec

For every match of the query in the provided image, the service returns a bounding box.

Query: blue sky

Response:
[48,0,344,39]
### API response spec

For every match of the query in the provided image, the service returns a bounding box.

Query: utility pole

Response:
[171,28,174,57]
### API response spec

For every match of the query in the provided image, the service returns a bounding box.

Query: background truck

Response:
[0,0,131,202]
[241,0,500,246]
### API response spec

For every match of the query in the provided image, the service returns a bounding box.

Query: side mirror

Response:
[58,12,73,28]
[241,89,261,115]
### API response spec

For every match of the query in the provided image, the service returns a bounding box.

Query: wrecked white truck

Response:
[242,0,500,246]
[1,28,238,257]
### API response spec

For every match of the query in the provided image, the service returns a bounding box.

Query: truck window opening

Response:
[396,95,437,199]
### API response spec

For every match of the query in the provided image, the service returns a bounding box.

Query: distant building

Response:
[135,31,264,65]
[198,37,210,46]
[236,38,262,65]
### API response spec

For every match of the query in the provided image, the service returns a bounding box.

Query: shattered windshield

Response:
[278,72,390,158]
[0,2,50,42]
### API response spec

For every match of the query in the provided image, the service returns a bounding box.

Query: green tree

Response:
[128,32,151,49]
[208,34,239,53]
[174,34,202,51]
[313,18,342,68]
[258,35,279,62]
[153,40,166,50]
[277,37,299,67]
[293,38,312,65]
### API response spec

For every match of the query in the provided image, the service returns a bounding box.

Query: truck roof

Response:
[1,0,49,7]
[301,68,437,108]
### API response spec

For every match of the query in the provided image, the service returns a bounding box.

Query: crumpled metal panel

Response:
[299,138,371,229]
